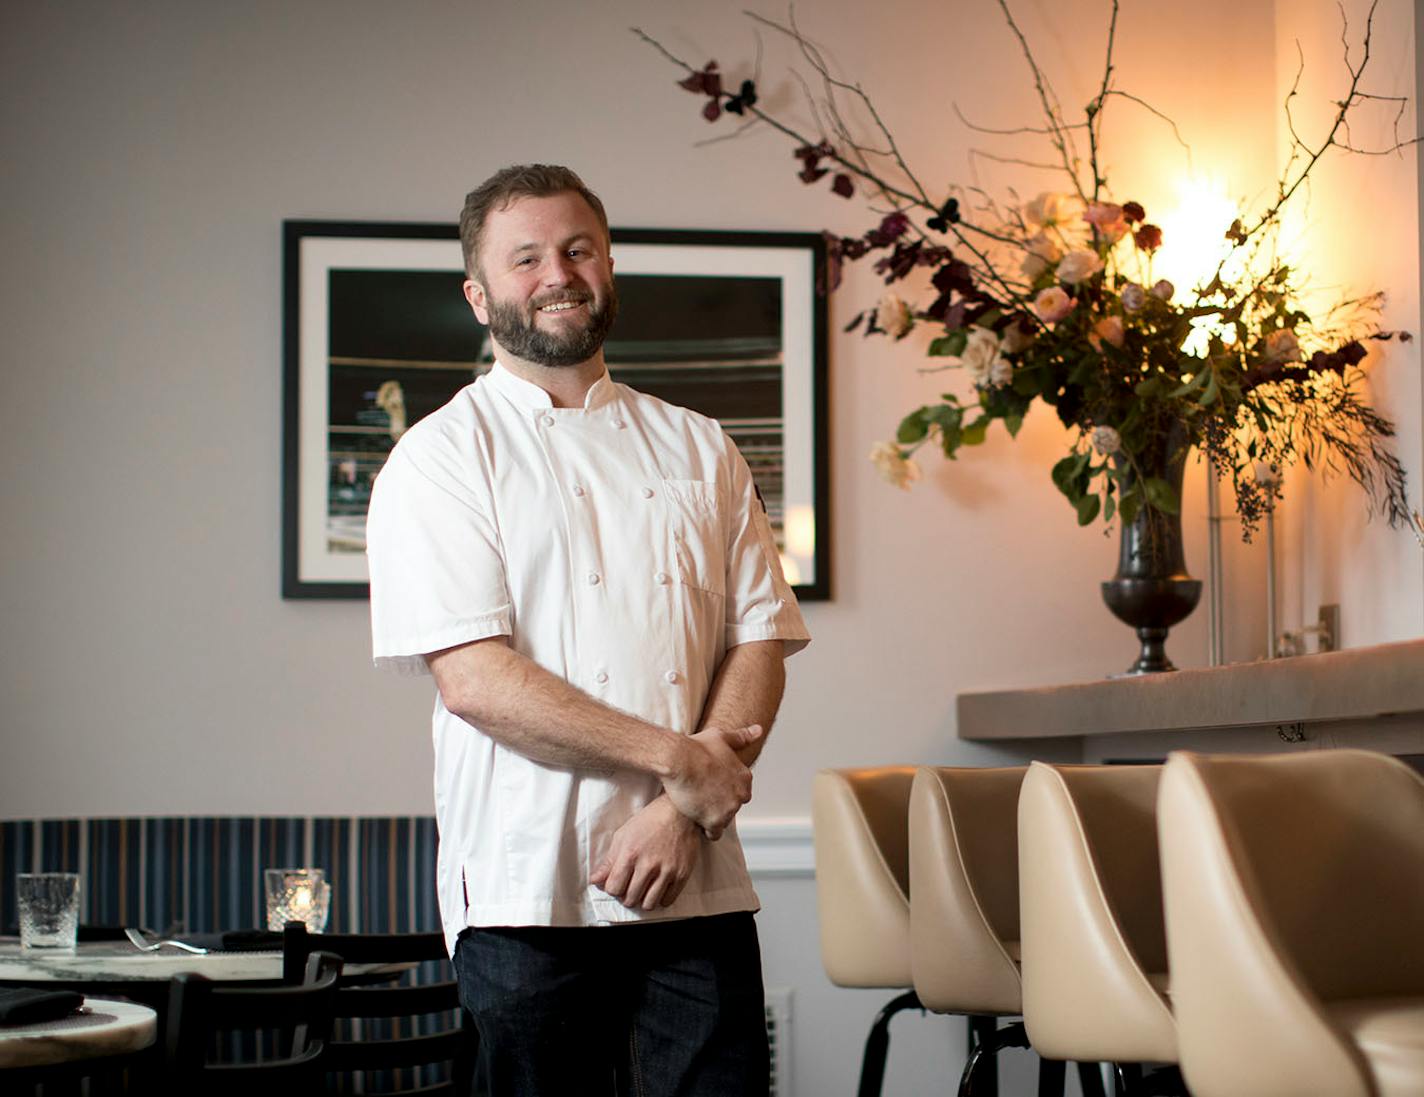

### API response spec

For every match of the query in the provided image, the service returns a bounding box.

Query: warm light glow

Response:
[1153,176,1240,295]
[1152,177,1246,355]
[778,553,802,585]
[783,505,816,559]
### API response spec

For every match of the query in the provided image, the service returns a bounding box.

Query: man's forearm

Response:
[426,637,760,836]
[697,640,787,767]
[426,637,683,777]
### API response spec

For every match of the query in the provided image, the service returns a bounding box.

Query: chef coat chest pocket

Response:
[661,479,726,598]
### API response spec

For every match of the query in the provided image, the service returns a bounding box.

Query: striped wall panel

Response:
[0,817,443,937]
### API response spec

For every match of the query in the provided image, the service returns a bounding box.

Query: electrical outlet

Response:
[1318,604,1339,652]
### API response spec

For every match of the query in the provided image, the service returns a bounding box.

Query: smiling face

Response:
[463,190,617,370]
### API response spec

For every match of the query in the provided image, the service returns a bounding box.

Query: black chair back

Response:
[283,922,476,1095]
[165,949,343,1094]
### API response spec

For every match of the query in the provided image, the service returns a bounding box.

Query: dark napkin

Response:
[0,987,84,1025]
[173,930,283,952]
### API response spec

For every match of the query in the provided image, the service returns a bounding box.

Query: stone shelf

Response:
[957,637,1424,744]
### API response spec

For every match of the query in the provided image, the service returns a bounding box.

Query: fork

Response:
[123,927,208,955]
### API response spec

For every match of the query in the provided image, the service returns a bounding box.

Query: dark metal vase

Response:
[1100,429,1202,675]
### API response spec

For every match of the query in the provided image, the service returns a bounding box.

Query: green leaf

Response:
[1052,452,1090,499]
[1075,494,1102,525]
[928,330,968,357]
[1198,371,1220,407]
[1144,477,1180,514]
[1103,493,1116,522]
[960,416,989,446]
[896,409,929,444]
[1135,376,1163,397]
[1119,492,1141,528]
[1004,413,1025,438]
[1168,369,1210,398]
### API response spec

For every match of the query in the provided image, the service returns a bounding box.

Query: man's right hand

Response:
[663,724,763,839]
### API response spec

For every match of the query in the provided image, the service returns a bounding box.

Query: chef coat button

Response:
[572,485,585,497]
[655,571,670,585]
[613,419,626,429]
[587,572,601,585]
[641,487,654,499]
[541,414,555,427]
[664,670,679,684]
[594,671,608,684]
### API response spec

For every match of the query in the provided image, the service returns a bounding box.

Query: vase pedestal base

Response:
[1101,577,1202,676]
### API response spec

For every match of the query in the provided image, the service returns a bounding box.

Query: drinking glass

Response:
[17,872,81,949]
[264,868,330,932]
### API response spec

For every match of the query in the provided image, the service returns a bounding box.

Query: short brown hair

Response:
[458,164,610,281]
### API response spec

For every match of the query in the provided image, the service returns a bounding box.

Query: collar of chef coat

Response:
[486,360,617,412]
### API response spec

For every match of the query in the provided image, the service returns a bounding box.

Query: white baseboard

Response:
[739,817,814,877]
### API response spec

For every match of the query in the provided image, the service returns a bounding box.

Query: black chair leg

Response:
[1114,1062,1143,1096]
[958,1020,1030,1097]
[1036,1056,1066,1097]
[855,990,922,1097]
[1077,1062,1108,1097]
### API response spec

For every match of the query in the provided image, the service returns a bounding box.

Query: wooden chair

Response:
[283,922,476,1095]
[165,949,342,1095]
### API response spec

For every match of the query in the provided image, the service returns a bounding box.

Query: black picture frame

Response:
[282,220,830,601]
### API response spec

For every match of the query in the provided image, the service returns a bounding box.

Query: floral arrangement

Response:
[637,2,1416,540]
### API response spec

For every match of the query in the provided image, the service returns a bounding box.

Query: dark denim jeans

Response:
[453,912,769,1097]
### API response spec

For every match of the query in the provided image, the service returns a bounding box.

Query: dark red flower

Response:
[677,62,722,97]
[1122,201,1146,224]
[1134,224,1163,251]
[831,173,854,198]
[702,99,721,122]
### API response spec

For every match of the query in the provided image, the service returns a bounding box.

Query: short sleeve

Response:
[721,435,811,656]
[366,437,512,675]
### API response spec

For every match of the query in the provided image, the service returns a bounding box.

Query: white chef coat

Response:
[366,362,810,954]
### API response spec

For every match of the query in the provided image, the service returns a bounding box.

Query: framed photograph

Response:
[282,220,830,601]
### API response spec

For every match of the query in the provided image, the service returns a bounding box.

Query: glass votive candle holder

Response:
[264,868,331,932]
[17,872,81,950]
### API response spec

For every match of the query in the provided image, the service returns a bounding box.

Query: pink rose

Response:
[1083,202,1124,227]
[1089,315,1125,350]
[1033,286,1076,324]
[1264,328,1302,363]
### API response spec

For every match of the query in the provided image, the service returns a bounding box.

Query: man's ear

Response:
[463,278,490,325]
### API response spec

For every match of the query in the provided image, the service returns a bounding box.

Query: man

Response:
[366,163,809,1095]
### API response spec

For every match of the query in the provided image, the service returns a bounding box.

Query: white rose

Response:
[876,293,913,339]
[1056,249,1104,285]
[988,356,1013,388]
[1091,425,1122,455]
[1021,231,1062,279]
[1024,191,1083,230]
[958,326,1002,386]
[869,441,922,490]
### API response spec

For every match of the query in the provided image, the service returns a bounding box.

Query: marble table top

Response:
[0,939,283,983]
[0,997,156,1068]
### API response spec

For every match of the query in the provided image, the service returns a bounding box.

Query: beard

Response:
[484,281,619,368]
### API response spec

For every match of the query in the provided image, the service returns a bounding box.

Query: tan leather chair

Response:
[911,766,1104,1097]
[1158,749,1424,1097]
[812,767,919,1097]
[1018,762,1180,1094]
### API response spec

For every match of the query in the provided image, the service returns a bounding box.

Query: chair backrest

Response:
[908,766,1025,1015]
[1018,761,1176,1063]
[811,767,915,988]
[283,922,474,1095]
[1158,748,1424,1097]
[166,949,343,1093]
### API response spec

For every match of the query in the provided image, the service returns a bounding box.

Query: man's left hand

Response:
[590,796,701,910]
